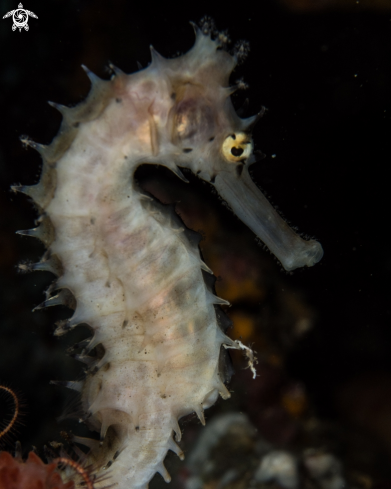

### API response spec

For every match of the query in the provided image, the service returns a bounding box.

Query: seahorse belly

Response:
[45,134,230,488]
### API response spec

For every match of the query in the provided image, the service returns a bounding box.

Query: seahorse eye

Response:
[231,147,243,157]
[221,132,253,163]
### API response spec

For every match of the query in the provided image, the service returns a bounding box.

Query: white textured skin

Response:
[47,91,233,489]
[44,31,239,489]
[17,23,322,489]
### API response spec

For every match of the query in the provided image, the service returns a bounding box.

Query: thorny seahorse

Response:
[12,19,323,489]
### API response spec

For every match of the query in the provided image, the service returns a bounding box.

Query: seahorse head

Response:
[140,23,257,181]
[126,22,323,271]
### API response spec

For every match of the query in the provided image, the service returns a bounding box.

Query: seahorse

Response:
[12,19,323,489]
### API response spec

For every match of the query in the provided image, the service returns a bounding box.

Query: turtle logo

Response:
[2,3,38,32]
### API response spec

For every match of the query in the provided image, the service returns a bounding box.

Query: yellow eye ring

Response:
[221,132,253,163]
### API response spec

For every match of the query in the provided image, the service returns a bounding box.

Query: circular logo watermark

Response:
[2,3,38,32]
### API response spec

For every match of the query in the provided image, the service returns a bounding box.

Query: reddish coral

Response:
[0,451,74,489]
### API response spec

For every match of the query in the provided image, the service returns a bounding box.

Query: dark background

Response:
[1,0,391,485]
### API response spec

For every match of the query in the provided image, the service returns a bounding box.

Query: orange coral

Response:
[0,451,74,489]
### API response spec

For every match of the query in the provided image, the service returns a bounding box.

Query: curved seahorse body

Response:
[15,22,323,489]
[51,182,231,486]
